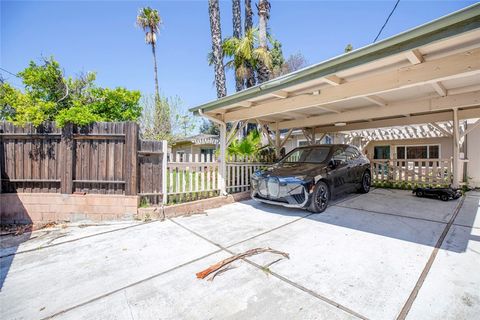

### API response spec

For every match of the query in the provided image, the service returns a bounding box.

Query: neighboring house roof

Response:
[189,4,480,115]
[173,134,219,146]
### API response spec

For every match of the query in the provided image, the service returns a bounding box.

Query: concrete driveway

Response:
[1,189,479,320]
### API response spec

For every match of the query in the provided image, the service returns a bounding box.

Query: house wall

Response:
[171,143,217,160]
[364,137,453,160]
[466,124,480,188]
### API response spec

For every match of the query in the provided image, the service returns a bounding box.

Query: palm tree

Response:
[222,28,271,88]
[244,0,255,88]
[256,0,271,83]
[208,0,227,98]
[232,0,243,92]
[136,7,162,101]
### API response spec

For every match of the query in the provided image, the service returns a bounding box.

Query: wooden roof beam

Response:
[271,90,289,99]
[364,95,388,107]
[235,101,253,108]
[406,49,424,64]
[431,82,448,97]
[313,108,480,133]
[322,75,344,86]
[316,106,342,114]
[223,48,480,122]
[278,91,480,129]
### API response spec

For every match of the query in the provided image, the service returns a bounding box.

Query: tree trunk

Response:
[151,42,160,101]
[232,0,244,92]
[151,41,171,134]
[244,0,255,88]
[208,0,227,98]
[257,0,271,84]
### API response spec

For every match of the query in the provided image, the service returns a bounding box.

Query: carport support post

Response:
[218,121,227,195]
[452,108,460,188]
[199,109,227,195]
[275,122,281,159]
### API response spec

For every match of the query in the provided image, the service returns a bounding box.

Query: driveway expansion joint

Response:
[41,248,223,320]
[170,217,369,320]
[396,195,466,320]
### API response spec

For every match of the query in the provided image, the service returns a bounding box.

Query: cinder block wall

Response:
[0,193,139,224]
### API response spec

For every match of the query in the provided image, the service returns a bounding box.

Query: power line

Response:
[373,0,401,43]
[0,67,20,78]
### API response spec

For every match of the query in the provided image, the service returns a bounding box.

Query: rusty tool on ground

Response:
[196,247,289,280]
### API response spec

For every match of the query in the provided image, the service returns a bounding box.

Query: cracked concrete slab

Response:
[53,251,357,320]
[1,189,478,320]
[0,221,143,257]
[228,204,446,320]
[406,225,480,319]
[0,220,219,320]
[171,200,308,247]
[453,193,480,229]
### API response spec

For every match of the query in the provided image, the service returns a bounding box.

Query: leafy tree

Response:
[140,94,196,142]
[344,44,353,53]
[222,28,272,89]
[227,129,261,156]
[199,119,220,135]
[0,57,141,127]
[270,37,287,78]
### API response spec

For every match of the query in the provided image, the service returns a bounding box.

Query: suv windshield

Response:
[281,146,332,163]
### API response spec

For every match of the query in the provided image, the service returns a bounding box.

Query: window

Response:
[429,145,439,159]
[396,146,405,159]
[297,139,322,147]
[201,148,215,160]
[396,145,440,160]
[282,146,331,163]
[407,146,427,159]
[345,146,360,161]
[331,147,348,164]
[374,146,390,159]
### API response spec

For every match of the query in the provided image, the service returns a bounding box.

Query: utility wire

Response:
[373,0,401,43]
[0,67,21,78]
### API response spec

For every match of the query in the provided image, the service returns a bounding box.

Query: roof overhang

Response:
[191,4,480,131]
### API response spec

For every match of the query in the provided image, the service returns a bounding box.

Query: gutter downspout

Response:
[199,109,227,195]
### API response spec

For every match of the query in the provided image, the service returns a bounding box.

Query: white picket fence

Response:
[371,158,452,185]
[226,155,273,193]
[165,154,272,203]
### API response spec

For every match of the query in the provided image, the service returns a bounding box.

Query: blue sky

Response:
[1,0,476,113]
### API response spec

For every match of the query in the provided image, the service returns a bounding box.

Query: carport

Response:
[191,4,480,192]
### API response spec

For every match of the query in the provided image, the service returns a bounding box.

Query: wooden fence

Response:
[226,155,273,193]
[0,121,167,203]
[166,153,219,203]
[371,158,452,185]
[164,154,273,203]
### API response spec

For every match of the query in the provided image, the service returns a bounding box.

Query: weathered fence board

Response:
[1,121,144,196]
[138,140,166,205]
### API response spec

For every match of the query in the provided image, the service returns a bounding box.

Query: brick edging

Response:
[136,191,251,220]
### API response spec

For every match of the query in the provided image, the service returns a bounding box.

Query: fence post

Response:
[60,123,74,194]
[124,122,139,195]
[162,140,168,204]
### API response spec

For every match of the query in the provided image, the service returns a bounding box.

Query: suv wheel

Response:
[308,181,329,213]
[359,171,371,193]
